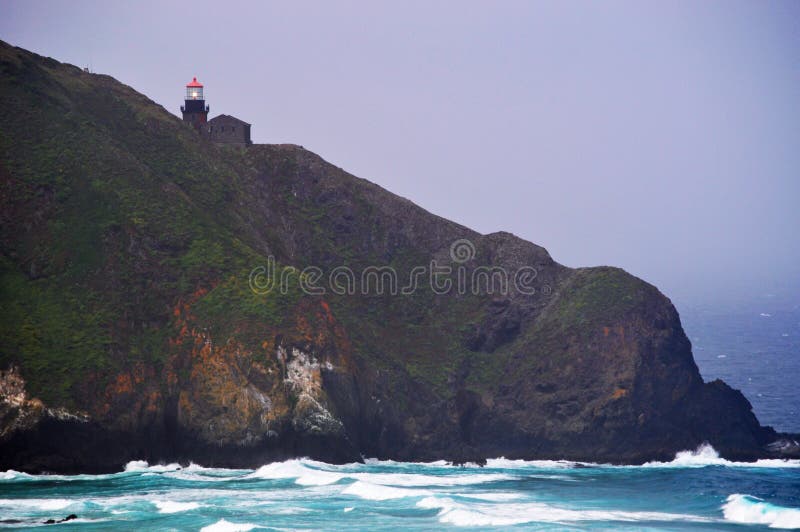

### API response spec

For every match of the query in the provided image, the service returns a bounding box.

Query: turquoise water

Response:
[3,298,798,530]
[1,446,799,530]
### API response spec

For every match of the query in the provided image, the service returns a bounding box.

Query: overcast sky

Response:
[2,1,798,304]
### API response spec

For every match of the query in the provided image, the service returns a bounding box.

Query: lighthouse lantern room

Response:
[181,76,209,129]
[186,77,204,100]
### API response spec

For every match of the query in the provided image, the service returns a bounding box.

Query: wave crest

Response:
[153,500,201,514]
[416,496,710,527]
[248,458,511,487]
[342,480,430,501]
[123,460,182,473]
[722,494,800,529]
[200,519,261,532]
[643,443,800,468]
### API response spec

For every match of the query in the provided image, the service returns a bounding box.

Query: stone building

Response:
[207,115,252,147]
[180,77,252,148]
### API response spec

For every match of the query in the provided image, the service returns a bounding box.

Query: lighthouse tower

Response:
[181,77,209,129]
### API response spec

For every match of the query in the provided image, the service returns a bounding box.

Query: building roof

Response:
[208,114,251,126]
[186,77,203,88]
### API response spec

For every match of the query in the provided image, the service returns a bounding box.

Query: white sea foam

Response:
[270,506,311,514]
[484,457,580,469]
[123,459,149,471]
[123,460,182,473]
[183,462,246,475]
[166,464,248,483]
[357,471,511,487]
[153,500,201,513]
[417,496,711,527]
[297,470,345,486]
[249,459,315,480]
[0,498,76,511]
[248,458,512,487]
[460,492,523,501]
[54,518,111,525]
[0,470,119,483]
[249,459,343,485]
[200,519,261,532]
[0,470,33,481]
[722,494,800,529]
[167,471,238,482]
[643,443,730,467]
[341,480,430,501]
[642,443,800,468]
[362,458,450,467]
[77,489,246,513]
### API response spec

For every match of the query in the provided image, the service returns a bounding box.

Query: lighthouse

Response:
[180,77,253,147]
[180,77,209,129]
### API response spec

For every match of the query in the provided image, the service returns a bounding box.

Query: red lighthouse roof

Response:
[186,77,203,88]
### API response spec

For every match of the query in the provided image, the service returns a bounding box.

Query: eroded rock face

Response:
[0,40,794,472]
[281,347,345,437]
[0,367,89,442]
[0,366,45,441]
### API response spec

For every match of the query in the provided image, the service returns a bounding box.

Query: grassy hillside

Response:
[0,41,284,404]
[0,40,491,408]
[0,40,779,470]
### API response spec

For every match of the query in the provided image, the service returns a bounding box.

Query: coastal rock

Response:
[0,39,795,472]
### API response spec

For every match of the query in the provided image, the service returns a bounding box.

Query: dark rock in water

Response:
[0,38,796,473]
[44,515,77,525]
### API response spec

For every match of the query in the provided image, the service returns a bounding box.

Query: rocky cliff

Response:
[0,40,795,473]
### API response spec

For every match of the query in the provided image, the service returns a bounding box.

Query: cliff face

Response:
[0,41,791,472]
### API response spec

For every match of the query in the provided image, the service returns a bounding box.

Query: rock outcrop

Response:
[0,39,795,472]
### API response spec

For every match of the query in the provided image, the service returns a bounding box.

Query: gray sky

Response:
[2,1,798,304]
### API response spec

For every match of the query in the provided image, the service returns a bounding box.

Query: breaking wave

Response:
[2,449,798,530]
[123,460,182,472]
[341,480,431,500]
[642,443,800,468]
[248,458,512,487]
[200,519,262,532]
[417,496,712,527]
[0,498,76,511]
[153,500,202,514]
[722,494,800,529]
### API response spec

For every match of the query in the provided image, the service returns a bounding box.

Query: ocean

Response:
[1,297,798,530]
[0,451,798,530]
[679,295,800,434]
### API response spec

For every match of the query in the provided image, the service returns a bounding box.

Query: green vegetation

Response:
[0,41,407,403]
[543,267,653,333]
[0,39,663,413]
[0,256,111,406]
[0,42,274,401]
[193,265,303,341]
